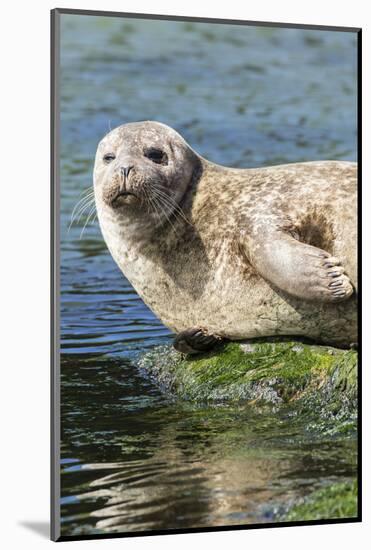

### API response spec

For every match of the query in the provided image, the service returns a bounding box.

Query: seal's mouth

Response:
[111,190,138,207]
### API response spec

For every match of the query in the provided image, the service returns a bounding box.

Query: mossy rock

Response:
[139,341,357,432]
[281,480,358,521]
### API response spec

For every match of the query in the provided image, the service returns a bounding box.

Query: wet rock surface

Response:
[139,341,357,427]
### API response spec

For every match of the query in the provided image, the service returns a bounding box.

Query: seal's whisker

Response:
[143,184,163,222]
[152,187,192,225]
[147,191,161,219]
[79,187,95,198]
[70,193,95,222]
[70,195,93,220]
[152,192,182,226]
[75,197,95,219]
[152,188,180,209]
[148,195,160,221]
[69,195,96,231]
[141,186,149,214]
[151,192,178,234]
[143,187,155,217]
[79,204,97,239]
[154,198,176,233]
[152,190,191,227]
[72,199,95,226]
[152,191,179,222]
[146,188,162,222]
[154,194,186,222]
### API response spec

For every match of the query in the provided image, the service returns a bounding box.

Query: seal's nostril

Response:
[121,165,134,179]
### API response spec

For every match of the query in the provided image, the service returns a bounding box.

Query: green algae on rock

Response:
[139,341,357,413]
[281,480,358,522]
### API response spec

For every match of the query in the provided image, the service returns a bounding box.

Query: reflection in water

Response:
[59,15,357,536]
[60,357,356,535]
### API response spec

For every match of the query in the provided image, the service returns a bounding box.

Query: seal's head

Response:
[94,121,201,228]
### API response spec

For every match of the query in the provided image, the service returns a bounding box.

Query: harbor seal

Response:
[94,121,357,353]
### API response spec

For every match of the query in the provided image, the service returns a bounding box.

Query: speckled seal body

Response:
[94,121,357,347]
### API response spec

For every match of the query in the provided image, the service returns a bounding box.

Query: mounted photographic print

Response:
[51,8,361,542]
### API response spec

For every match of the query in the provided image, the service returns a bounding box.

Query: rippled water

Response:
[59,14,357,536]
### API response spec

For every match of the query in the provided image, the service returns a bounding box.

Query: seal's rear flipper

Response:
[173,328,223,355]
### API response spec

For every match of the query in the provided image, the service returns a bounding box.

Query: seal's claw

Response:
[173,328,223,355]
[301,253,354,302]
[319,256,354,302]
[296,250,354,303]
[326,273,353,302]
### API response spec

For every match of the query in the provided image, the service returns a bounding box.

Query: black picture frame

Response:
[51,8,362,542]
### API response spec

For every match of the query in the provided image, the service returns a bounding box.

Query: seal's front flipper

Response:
[173,328,223,354]
[247,232,354,303]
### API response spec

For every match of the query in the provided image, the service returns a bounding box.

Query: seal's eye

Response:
[103,153,116,164]
[144,147,168,165]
